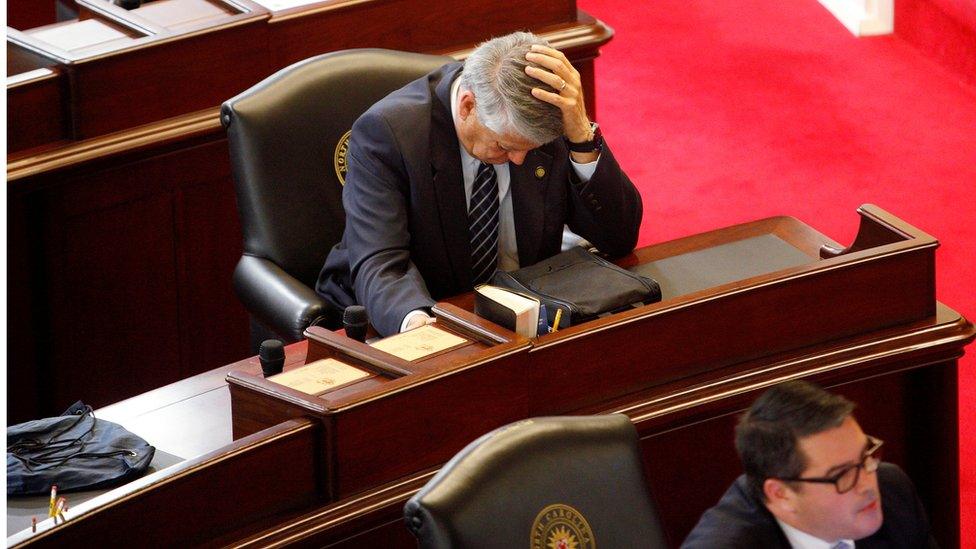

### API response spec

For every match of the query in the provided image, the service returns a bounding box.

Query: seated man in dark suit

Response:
[316,32,642,336]
[683,381,937,549]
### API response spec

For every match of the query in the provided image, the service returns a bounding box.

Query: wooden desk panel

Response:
[66,21,272,139]
[228,323,534,499]
[7,43,68,152]
[512,208,934,417]
[7,0,59,31]
[7,134,249,423]
[225,305,972,548]
[7,71,68,152]
[268,0,575,68]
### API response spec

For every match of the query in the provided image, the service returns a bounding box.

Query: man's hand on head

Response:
[524,44,598,163]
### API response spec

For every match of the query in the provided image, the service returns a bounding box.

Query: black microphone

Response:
[259,339,285,378]
[343,305,368,343]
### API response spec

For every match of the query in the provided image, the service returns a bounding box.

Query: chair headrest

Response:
[221,49,453,286]
[404,414,668,548]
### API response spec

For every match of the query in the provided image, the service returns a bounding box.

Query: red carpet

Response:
[577,0,976,544]
[897,0,976,88]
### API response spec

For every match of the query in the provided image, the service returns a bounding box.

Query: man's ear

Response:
[763,478,797,516]
[458,91,475,120]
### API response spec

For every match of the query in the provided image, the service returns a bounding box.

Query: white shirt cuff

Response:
[570,154,600,182]
[400,309,434,333]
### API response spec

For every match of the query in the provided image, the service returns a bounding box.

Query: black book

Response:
[473,285,541,338]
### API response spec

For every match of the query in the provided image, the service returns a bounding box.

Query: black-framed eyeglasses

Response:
[776,436,883,494]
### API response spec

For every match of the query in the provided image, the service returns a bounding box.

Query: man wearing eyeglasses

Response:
[682,381,936,548]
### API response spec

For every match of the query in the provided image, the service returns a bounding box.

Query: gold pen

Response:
[551,308,563,333]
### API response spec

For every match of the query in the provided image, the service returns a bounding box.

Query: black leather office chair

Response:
[221,49,453,349]
[404,414,668,549]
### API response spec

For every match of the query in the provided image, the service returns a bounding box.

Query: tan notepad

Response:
[269,358,370,395]
[370,324,468,361]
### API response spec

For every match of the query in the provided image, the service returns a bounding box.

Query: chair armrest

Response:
[232,255,335,341]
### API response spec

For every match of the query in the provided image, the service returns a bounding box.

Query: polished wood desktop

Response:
[8,206,972,547]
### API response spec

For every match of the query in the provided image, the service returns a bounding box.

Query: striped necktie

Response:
[468,161,499,286]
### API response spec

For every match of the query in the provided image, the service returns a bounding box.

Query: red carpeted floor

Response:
[577,0,976,544]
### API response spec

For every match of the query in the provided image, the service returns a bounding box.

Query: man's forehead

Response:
[798,416,866,473]
[494,130,539,151]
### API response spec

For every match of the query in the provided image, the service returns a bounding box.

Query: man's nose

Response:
[508,150,528,165]
[854,465,878,493]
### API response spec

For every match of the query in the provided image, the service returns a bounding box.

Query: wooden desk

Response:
[9,206,972,547]
[7,0,603,149]
[5,342,309,539]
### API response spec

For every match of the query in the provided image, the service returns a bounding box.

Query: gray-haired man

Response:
[316,32,642,335]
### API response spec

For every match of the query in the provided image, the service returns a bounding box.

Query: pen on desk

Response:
[55,497,66,522]
[551,308,563,333]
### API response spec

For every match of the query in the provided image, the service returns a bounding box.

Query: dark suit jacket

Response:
[681,463,938,548]
[316,62,642,335]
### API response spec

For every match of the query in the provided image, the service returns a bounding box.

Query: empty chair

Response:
[404,414,668,548]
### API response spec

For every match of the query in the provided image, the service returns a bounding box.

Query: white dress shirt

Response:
[777,518,855,549]
[450,76,598,272]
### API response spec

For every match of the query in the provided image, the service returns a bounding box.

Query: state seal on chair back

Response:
[221,49,452,348]
[404,414,668,549]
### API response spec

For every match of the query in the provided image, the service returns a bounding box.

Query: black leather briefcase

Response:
[490,247,661,329]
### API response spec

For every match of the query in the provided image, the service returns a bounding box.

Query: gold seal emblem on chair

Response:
[530,503,595,549]
[333,129,352,185]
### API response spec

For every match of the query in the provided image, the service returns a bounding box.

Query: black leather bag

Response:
[490,247,661,328]
[7,402,155,496]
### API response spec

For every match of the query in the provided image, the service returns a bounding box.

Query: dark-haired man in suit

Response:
[683,381,937,548]
[315,32,642,336]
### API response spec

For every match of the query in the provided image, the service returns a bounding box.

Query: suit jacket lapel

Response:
[511,147,553,266]
[429,64,472,289]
